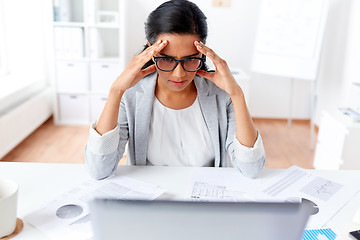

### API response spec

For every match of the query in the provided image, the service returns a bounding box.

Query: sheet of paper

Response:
[189,168,263,202]
[258,166,360,228]
[190,166,360,228]
[24,176,165,240]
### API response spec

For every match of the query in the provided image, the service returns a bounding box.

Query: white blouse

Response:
[146,97,215,167]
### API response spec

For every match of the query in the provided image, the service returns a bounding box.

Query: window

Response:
[0,0,49,104]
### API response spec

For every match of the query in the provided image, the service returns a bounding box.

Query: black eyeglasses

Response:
[153,55,206,72]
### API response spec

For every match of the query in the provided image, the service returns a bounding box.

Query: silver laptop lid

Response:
[90,199,311,240]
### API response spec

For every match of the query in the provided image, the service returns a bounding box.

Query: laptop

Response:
[90,199,311,240]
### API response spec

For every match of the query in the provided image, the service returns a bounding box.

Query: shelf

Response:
[89,28,119,59]
[56,91,89,95]
[87,23,120,29]
[88,0,119,26]
[52,0,123,125]
[53,22,120,29]
[55,57,120,62]
[53,0,84,23]
[90,91,110,95]
[54,27,85,59]
[53,22,85,27]
[94,0,119,11]
[55,57,86,61]
[89,58,121,62]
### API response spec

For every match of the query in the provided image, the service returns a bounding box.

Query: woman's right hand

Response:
[111,39,168,93]
[95,39,167,135]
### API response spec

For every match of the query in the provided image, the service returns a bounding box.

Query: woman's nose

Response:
[172,62,186,77]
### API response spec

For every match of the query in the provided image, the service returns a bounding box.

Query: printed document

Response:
[189,166,360,228]
[258,166,360,228]
[189,167,262,202]
[24,176,165,240]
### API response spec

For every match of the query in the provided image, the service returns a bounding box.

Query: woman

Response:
[85,0,265,180]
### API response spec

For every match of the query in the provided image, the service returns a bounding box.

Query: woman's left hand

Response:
[194,41,242,96]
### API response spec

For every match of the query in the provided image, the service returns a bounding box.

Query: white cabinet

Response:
[56,60,88,92]
[314,110,360,169]
[58,94,89,124]
[90,94,108,122]
[90,61,121,93]
[52,0,125,125]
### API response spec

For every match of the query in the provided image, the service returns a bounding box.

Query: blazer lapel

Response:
[134,74,157,165]
[195,77,221,167]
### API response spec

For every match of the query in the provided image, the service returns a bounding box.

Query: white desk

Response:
[0,162,360,240]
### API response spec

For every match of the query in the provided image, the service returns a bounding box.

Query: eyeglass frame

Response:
[152,55,206,72]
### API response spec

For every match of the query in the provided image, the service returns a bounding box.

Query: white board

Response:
[251,0,328,80]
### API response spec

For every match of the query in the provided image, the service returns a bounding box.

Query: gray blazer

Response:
[85,73,265,179]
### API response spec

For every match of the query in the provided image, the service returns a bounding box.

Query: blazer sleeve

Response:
[85,99,129,180]
[225,100,266,179]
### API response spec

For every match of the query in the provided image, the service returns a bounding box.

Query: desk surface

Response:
[0,162,360,240]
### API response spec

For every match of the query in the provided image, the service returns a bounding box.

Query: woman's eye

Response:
[163,58,174,62]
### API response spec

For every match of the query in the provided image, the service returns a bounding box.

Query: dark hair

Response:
[142,0,208,70]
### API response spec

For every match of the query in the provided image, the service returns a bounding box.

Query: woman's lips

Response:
[169,80,186,87]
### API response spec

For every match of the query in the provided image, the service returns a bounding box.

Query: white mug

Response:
[0,179,18,238]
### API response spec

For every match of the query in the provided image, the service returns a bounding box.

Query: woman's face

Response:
[154,33,202,93]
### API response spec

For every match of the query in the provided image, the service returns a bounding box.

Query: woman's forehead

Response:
[156,33,201,58]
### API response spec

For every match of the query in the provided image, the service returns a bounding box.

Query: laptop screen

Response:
[90,199,311,240]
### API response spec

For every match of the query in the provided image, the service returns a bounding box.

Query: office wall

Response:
[124,0,352,122]
[339,0,360,105]
[315,0,353,122]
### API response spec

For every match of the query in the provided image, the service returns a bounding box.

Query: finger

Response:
[194,41,224,67]
[152,39,168,53]
[144,39,168,58]
[135,40,167,69]
[196,69,215,80]
[124,64,156,88]
[194,41,207,55]
[194,41,219,60]
[141,64,156,77]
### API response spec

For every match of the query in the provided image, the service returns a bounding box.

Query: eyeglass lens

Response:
[157,58,202,72]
